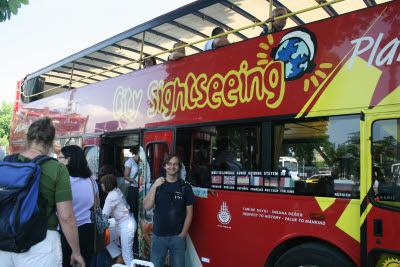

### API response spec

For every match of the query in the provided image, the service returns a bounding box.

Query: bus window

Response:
[176,124,261,188]
[372,119,400,207]
[274,115,360,198]
[211,125,261,173]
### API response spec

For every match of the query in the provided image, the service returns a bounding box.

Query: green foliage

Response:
[0,101,13,146]
[0,0,29,22]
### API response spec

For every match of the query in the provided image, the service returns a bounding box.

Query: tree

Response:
[0,0,29,22]
[0,101,13,146]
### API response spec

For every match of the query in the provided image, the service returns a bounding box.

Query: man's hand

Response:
[154,177,166,188]
[70,252,85,267]
[178,232,186,238]
[266,17,274,23]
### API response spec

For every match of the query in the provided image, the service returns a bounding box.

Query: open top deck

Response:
[21,0,394,100]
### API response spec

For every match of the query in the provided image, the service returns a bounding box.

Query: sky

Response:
[0,0,194,104]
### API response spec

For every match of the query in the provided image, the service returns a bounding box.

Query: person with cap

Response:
[260,7,288,36]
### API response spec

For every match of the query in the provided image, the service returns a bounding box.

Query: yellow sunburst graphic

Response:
[257,35,333,92]
[381,257,400,267]
[303,63,333,92]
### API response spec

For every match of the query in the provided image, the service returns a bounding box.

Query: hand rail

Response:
[21,0,344,99]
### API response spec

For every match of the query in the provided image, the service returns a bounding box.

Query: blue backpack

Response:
[0,154,55,253]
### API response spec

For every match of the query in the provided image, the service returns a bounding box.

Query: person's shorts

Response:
[0,230,62,267]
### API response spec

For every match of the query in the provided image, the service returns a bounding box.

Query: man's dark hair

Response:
[144,57,156,67]
[101,174,117,192]
[162,153,182,171]
[61,145,92,178]
[129,145,139,155]
[211,27,224,37]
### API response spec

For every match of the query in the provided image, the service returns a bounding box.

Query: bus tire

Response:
[274,242,356,267]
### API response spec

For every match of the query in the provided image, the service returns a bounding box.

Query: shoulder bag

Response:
[118,171,138,197]
[89,177,109,254]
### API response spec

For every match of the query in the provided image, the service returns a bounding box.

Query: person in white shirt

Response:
[124,146,139,217]
[204,27,230,51]
[101,174,137,266]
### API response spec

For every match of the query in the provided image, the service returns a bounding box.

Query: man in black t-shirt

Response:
[143,154,195,267]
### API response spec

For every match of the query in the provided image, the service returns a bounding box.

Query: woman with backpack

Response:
[58,145,95,267]
[0,117,85,267]
[101,174,137,266]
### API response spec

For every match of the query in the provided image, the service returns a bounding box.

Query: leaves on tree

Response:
[0,0,29,22]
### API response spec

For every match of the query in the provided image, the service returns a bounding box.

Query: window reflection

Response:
[372,119,400,206]
[275,115,360,198]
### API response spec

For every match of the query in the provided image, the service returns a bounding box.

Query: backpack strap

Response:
[179,179,186,198]
[3,154,20,163]
[3,154,55,165]
[30,155,56,165]
[155,178,187,200]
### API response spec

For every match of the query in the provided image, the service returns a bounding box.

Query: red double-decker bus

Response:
[9,0,400,266]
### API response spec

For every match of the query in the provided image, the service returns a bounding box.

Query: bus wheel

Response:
[274,242,355,267]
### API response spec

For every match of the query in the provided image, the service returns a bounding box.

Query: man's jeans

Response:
[151,234,186,267]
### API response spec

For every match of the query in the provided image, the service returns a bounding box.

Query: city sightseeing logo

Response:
[217,201,231,225]
[113,27,333,122]
[270,28,318,82]
[259,27,332,92]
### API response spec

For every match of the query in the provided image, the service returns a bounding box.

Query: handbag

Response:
[118,172,138,197]
[89,177,109,254]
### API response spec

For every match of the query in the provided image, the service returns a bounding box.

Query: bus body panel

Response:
[191,191,360,266]
[367,206,400,253]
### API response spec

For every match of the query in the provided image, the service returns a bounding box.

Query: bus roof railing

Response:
[20,0,392,101]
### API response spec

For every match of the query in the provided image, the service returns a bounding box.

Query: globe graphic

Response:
[274,37,311,80]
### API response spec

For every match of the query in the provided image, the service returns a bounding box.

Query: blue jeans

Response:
[90,250,108,267]
[151,234,186,267]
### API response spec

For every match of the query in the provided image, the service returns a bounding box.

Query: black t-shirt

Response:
[152,179,196,236]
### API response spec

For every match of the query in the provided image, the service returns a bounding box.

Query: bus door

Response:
[362,108,400,267]
[100,131,141,185]
[138,130,173,261]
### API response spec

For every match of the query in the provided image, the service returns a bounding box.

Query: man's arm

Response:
[124,166,135,183]
[179,205,193,238]
[57,200,85,267]
[260,18,275,36]
[143,177,165,211]
[169,51,185,61]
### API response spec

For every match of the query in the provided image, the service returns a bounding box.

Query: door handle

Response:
[374,219,383,237]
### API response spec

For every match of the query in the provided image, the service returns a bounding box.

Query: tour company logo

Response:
[217,201,231,228]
